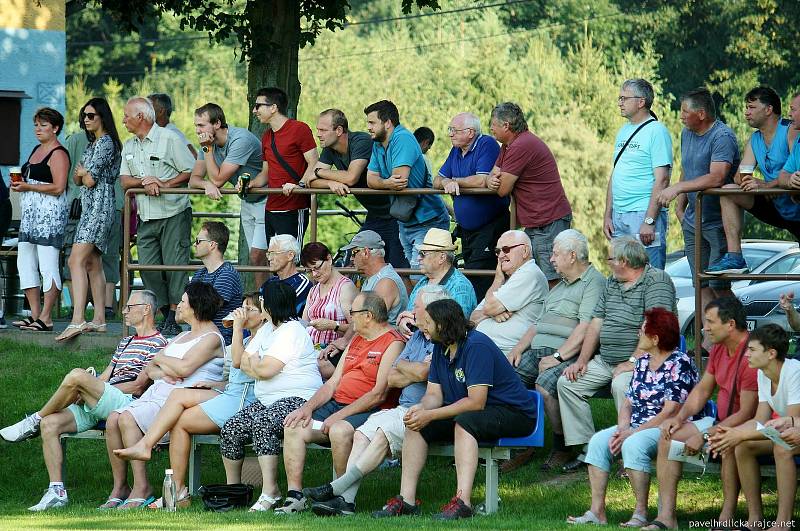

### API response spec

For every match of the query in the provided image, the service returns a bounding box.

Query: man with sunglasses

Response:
[471,230,547,357]
[1,290,166,511]
[190,221,243,344]
[434,112,504,300]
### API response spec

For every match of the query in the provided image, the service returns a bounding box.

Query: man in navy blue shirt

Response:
[259,234,312,317]
[190,221,243,344]
[434,112,505,300]
[374,299,536,520]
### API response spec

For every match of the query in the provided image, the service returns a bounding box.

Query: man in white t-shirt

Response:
[471,230,548,357]
[148,93,197,158]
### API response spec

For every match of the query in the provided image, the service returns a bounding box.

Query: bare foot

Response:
[113,439,153,461]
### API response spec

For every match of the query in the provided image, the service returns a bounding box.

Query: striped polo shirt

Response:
[108,332,168,385]
[192,261,244,345]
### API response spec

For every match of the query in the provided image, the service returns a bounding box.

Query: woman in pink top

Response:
[301,242,358,379]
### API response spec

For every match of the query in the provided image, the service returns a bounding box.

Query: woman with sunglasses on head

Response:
[11,108,69,333]
[56,98,123,341]
[300,242,359,379]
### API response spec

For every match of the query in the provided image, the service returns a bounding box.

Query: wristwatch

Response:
[298,181,307,188]
[201,146,210,153]
[553,352,564,362]
[314,167,322,179]
[643,216,655,225]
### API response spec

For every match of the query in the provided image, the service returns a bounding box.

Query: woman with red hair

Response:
[567,308,698,527]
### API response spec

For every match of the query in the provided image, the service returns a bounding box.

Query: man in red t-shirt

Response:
[279,292,405,514]
[645,297,757,530]
[250,87,318,247]
[487,102,572,288]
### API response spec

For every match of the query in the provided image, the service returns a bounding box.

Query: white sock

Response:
[33,412,42,423]
[49,482,66,495]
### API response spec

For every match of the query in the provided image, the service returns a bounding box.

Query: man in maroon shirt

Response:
[487,102,572,288]
[250,87,319,247]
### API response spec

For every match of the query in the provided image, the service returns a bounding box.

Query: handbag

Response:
[389,193,419,222]
[68,197,82,220]
[197,483,254,512]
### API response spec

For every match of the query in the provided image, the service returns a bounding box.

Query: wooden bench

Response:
[60,391,546,515]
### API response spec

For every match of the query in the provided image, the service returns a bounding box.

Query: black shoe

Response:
[432,496,474,520]
[372,495,420,518]
[303,483,334,502]
[562,458,587,473]
[311,496,355,516]
[159,321,183,337]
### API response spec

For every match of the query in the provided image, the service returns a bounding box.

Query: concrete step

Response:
[1,320,134,352]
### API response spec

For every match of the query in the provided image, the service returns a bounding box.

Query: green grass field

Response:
[0,337,786,529]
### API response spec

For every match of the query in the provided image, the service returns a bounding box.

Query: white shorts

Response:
[17,241,62,292]
[115,380,176,436]
[240,199,267,250]
[690,416,716,433]
[356,405,409,457]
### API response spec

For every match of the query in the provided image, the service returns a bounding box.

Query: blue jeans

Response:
[611,210,667,269]
[584,425,661,473]
[399,210,451,270]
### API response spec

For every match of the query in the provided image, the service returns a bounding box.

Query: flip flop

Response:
[12,317,35,328]
[642,521,673,530]
[147,491,192,510]
[98,497,126,509]
[620,513,648,528]
[117,495,156,509]
[55,323,86,342]
[20,319,53,332]
[567,510,607,525]
[81,322,107,333]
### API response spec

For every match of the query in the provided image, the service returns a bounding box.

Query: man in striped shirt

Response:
[190,221,243,345]
[0,290,167,511]
[556,236,676,471]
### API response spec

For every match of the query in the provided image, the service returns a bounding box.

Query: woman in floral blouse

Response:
[567,308,698,527]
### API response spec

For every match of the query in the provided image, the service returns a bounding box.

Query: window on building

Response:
[0,91,31,165]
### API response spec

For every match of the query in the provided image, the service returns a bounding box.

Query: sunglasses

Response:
[494,243,525,256]
[253,102,274,110]
[82,112,98,120]
[194,238,212,245]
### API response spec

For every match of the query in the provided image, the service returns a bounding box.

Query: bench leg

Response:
[60,437,67,484]
[484,456,499,514]
[188,437,202,495]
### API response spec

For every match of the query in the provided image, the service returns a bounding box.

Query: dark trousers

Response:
[458,211,509,301]
[361,216,409,269]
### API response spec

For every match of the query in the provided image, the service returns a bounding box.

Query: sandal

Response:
[98,497,126,510]
[567,510,607,525]
[82,322,107,333]
[117,495,156,509]
[55,323,86,342]
[620,514,648,528]
[249,493,282,512]
[12,317,35,328]
[20,319,53,332]
[147,490,191,509]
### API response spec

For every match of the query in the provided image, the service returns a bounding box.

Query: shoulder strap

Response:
[613,118,656,168]
[270,130,302,182]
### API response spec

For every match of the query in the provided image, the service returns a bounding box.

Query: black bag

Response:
[68,197,82,220]
[389,194,419,222]
[197,483,254,512]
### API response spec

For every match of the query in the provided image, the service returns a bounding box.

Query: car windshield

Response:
[744,249,782,270]
[665,258,691,278]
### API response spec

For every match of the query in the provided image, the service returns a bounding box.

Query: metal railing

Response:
[121,186,515,320]
[692,187,800,367]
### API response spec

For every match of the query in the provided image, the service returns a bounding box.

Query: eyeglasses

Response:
[418,250,439,258]
[194,238,212,246]
[267,250,290,257]
[494,243,525,256]
[351,248,365,257]
[253,102,274,110]
[447,126,473,135]
[82,112,98,120]
[618,96,643,103]
[308,260,328,273]
[123,303,148,311]
[350,309,371,315]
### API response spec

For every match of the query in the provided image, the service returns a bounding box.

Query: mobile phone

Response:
[406,323,418,333]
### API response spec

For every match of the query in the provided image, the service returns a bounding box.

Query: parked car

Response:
[667,240,800,299]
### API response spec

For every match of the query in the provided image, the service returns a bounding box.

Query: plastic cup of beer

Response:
[222,311,236,328]
[9,167,22,183]
[740,164,755,177]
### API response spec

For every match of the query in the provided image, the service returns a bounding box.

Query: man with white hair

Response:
[556,236,676,472]
[471,230,547,357]
[434,112,503,300]
[503,229,606,472]
[120,96,196,335]
[259,234,312,317]
[303,285,449,516]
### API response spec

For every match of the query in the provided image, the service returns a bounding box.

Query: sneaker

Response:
[371,495,420,518]
[311,496,355,516]
[302,483,334,502]
[432,496,474,521]
[273,491,306,514]
[378,458,400,470]
[28,487,68,511]
[159,321,183,337]
[1,413,41,442]
[706,253,748,274]
[0,316,7,329]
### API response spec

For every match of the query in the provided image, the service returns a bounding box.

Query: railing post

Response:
[309,192,318,242]
[121,190,131,337]
[694,191,703,370]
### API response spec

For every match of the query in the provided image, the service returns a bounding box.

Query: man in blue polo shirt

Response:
[434,112,504,300]
[374,299,536,520]
[365,100,450,270]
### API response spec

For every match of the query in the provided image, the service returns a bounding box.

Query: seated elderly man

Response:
[471,229,547,357]
[303,285,450,516]
[260,234,312,317]
[556,236,676,472]
[278,292,405,514]
[397,228,477,335]
[503,229,605,473]
[1,290,167,511]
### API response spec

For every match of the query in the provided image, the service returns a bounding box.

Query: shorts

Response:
[199,381,257,428]
[515,347,576,395]
[691,416,716,434]
[311,399,378,429]
[682,222,729,290]
[17,242,62,292]
[419,404,536,444]
[356,405,409,457]
[525,214,572,280]
[241,199,267,250]
[748,195,800,240]
[265,209,309,247]
[115,380,175,433]
[67,382,134,433]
